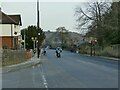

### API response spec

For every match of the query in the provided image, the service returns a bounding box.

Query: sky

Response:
[41,2,80,32]
[0,0,113,34]
[0,0,87,34]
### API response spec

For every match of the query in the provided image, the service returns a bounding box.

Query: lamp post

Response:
[37,32,41,49]
[37,32,41,58]
[37,33,41,48]
[89,37,97,56]
[31,37,37,50]
[93,38,97,56]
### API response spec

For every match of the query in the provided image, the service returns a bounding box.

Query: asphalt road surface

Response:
[2,49,119,88]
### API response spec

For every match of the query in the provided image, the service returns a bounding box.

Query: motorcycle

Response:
[43,50,46,55]
[56,52,61,58]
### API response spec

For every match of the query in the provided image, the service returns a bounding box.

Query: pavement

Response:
[99,56,120,61]
[82,54,120,61]
[0,54,41,74]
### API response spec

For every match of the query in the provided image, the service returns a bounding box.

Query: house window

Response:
[14,25,16,28]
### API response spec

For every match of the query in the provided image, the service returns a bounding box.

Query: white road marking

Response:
[40,64,48,89]
[45,85,48,88]
[32,69,36,88]
[42,73,48,88]
[37,64,40,67]
[32,66,35,69]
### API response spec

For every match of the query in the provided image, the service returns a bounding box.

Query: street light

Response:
[38,33,40,36]
[89,37,97,56]
[93,38,97,56]
[37,32,41,58]
[31,37,37,50]
[37,32,41,49]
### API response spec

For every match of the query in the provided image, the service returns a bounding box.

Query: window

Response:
[14,25,16,28]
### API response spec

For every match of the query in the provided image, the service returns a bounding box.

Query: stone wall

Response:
[1,49,26,66]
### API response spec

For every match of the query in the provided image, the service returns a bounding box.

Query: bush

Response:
[79,44,120,58]
[100,46,120,58]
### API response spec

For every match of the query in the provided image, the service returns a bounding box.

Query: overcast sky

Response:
[41,2,80,32]
[1,0,112,33]
[1,1,86,33]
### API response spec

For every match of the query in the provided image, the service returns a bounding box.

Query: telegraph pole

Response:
[37,0,40,58]
[37,0,39,29]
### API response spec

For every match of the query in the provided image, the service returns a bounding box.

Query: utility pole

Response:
[37,0,40,58]
[37,0,39,29]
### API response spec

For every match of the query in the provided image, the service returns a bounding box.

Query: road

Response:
[2,49,119,88]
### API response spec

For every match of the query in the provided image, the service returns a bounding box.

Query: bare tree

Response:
[75,1,111,31]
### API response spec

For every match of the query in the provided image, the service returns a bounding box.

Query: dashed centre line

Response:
[41,64,48,89]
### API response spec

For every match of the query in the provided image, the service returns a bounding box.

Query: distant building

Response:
[0,10,22,49]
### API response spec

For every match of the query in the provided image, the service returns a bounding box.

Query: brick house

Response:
[0,10,22,49]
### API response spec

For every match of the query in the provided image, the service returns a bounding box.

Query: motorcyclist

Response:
[56,47,62,57]
[43,47,46,55]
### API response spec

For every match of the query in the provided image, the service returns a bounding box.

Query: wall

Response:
[14,25,21,36]
[0,24,20,36]
[2,49,26,66]
[0,37,2,48]
[0,36,13,49]
[0,24,11,36]
[0,24,21,49]
[0,24,1,48]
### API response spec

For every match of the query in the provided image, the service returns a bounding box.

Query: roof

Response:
[9,15,22,26]
[0,11,22,26]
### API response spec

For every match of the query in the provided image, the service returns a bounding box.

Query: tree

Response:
[80,1,120,46]
[75,2,111,28]
[102,2,119,45]
[55,27,70,49]
[75,1,111,45]
[56,27,68,33]
[86,2,120,45]
[21,25,45,49]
